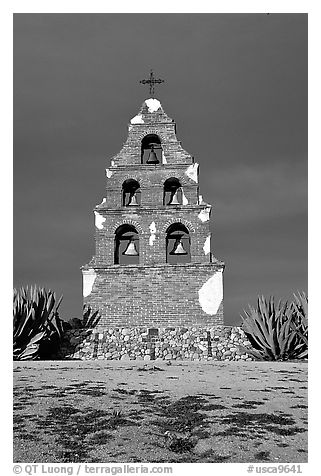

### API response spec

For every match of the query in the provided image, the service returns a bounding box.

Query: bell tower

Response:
[82,77,225,330]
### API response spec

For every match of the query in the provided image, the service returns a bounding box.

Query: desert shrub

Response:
[289,291,308,358]
[13,286,65,360]
[240,292,308,361]
[68,305,101,330]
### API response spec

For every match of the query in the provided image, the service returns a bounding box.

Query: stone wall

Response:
[59,325,254,361]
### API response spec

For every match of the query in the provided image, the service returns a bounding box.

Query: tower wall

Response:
[83,264,224,328]
[81,97,225,359]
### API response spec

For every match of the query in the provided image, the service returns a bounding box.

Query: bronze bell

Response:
[146,144,159,164]
[170,238,187,255]
[127,193,138,206]
[123,239,139,256]
[168,189,180,205]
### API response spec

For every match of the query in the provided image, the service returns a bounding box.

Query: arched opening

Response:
[141,134,162,164]
[163,178,182,205]
[122,179,141,206]
[166,223,191,264]
[114,224,139,265]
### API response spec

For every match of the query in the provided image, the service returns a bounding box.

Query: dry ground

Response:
[13,360,308,463]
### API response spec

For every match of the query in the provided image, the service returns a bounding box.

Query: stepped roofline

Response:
[130,98,174,125]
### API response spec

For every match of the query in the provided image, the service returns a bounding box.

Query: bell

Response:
[123,239,139,256]
[146,145,159,164]
[170,238,187,255]
[127,193,138,206]
[168,189,180,205]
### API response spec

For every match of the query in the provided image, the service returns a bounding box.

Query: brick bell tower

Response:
[82,75,225,330]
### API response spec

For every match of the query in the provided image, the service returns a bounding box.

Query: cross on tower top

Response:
[139,70,164,97]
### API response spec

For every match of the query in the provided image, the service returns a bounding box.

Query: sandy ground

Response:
[13,360,308,463]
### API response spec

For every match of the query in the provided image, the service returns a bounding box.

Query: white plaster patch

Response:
[181,189,189,205]
[203,235,211,255]
[98,197,107,206]
[145,98,161,112]
[162,151,167,164]
[198,207,211,222]
[82,269,97,297]
[149,221,157,246]
[198,270,223,315]
[106,168,113,178]
[185,163,199,183]
[130,114,145,124]
[94,211,106,230]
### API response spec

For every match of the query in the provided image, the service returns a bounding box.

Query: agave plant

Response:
[289,291,308,358]
[82,304,101,328]
[68,305,101,329]
[13,286,64,360]
[240,294,308,361]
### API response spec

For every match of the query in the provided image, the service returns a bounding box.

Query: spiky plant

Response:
[82,304,101,328]
[289,291,308,358]
[240,294,308,361]
[68,305,101,330]
[13,286,64,360]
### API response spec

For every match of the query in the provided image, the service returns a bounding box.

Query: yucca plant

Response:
[13,286,64,360]
[240,294,308,361]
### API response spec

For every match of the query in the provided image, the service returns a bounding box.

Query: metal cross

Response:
[140,70,164,97]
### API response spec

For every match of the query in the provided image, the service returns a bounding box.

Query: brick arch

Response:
[136,130,166,143]
[112,220,143,234]
[162,174,190,186]
[120,176,141,186]
[117,175,149,188]
[161,218,195,233]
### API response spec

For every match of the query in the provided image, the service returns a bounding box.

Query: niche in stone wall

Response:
[122,179,141,206]
[141,134,162,164]
[163,177,182,205]
[114,224,139,265]
[166,223,191,264]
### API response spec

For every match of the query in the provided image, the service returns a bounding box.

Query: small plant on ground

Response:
[240,293,308,361]
[13,286,64,360]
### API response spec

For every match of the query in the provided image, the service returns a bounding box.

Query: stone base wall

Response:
[59,326,254,361]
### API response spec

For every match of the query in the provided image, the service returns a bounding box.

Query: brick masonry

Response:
[82,97,225,334]
[84,263,224,328]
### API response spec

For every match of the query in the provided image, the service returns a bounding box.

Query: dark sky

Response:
[13,13,307,326]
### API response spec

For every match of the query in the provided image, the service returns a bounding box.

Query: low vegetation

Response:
[13,286,101,360]
[67,304,101,330]
[240,292,308,361]
[13,286,64,360]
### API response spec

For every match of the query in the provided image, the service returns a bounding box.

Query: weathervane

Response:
[139,70,164,97]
